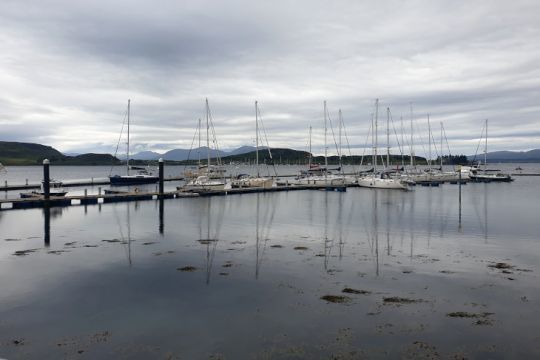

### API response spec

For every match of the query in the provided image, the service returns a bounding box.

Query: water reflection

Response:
[255,193,278,279]
[43,206,50,247]
[112,203,133,267]
[42,206,63,247]
[159,198,164,235]
[194,197,226,284]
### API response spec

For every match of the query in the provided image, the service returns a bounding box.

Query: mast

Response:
[308,125,312,168]
[127,99,130,175]
[206,98,210,167]
[386,107,390,168]
[324,101,328,180]
[198,118,201,167]
[338,109,342,169]
[409,103,414,168]
[484,119,488,169]
[427,114,431,168]
[374,99,379,172]
[401,115,404,168]
[440,122,443,169]
[255,101,259,177]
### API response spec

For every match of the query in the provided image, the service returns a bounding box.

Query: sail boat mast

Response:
[308,125,312,168]
[324,101,328,180]
[484,119,488,168]
[206,99,210,167]
[374,99,379,172]
[338,109,342,169]
[127,99,130,175]
[409,103,414,168]
[198,118,201,166]
[401,115,404,168]
[386,107,390,168]
[440,122,443,169]
[255,101,259,177]
[427,114,432,168]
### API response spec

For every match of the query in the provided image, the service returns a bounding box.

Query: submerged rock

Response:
[177,266,198,272]
[383,297,424,304]
[293,246,309,251]
[446,311,494,318]
[488,262,514,270]
[13,249,39,256]
[342,288,371,295]
[321,295,351,304]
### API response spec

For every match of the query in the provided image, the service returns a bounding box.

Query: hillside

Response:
[468,149,540,163]
[0,141,120,165]
[0,141,64,165]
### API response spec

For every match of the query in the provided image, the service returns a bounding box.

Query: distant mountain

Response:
[131,145,270,161]
[468,149,540,163]
[227,146,267,156]
[162,146,226,161]
[0,141,120,165]
[131,151,161,160]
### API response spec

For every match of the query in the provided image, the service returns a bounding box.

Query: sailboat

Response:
[357,99,407,190]
[469,119,513,183]
[287,102,345,186]
[183,118,227,180]
[181,99,226,192]
[231,101,274,188]
[109,100,159,186]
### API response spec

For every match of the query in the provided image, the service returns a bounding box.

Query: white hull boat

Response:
[357,176,407,190]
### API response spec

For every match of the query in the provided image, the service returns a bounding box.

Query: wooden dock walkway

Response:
[0,184,348,211]
[0,176,185,191]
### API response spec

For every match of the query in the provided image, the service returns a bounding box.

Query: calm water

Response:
[1,167,540,358]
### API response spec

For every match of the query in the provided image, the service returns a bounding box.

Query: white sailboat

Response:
[109,100,159,186]
[289,101,345,186]
[469,119,513,182]
[183,118,226,180]
[358,99,407,190]
[231,101,273,188]
[181,99,226,192]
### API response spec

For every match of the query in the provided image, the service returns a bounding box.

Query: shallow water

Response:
[1,175,540,358]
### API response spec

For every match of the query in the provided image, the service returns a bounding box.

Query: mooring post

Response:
[4,180,6,188]
[159,158,164,198]
[84,189,88,198]
[43,159,50,200]
[26,179,28,185]
[98,187,101,196]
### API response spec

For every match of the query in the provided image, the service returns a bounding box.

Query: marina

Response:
[1,166,539,358]
[2,1,540,358]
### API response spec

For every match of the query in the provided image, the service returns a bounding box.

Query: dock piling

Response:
[98,187,102,195]
[84,189,88,198]
[43,159,50,200]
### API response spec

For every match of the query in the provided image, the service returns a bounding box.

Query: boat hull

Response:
[231,178,273,188]
[357,177,407,190]
[109,175,159,186]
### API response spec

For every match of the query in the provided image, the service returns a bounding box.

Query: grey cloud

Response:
[0,0,539,156]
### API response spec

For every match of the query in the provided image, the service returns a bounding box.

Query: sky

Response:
[1,0,539,157]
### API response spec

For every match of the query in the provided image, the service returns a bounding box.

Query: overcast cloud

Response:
[1,0,539,156]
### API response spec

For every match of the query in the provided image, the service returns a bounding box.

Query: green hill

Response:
[0,141,120,165]
[173,148,429,166]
